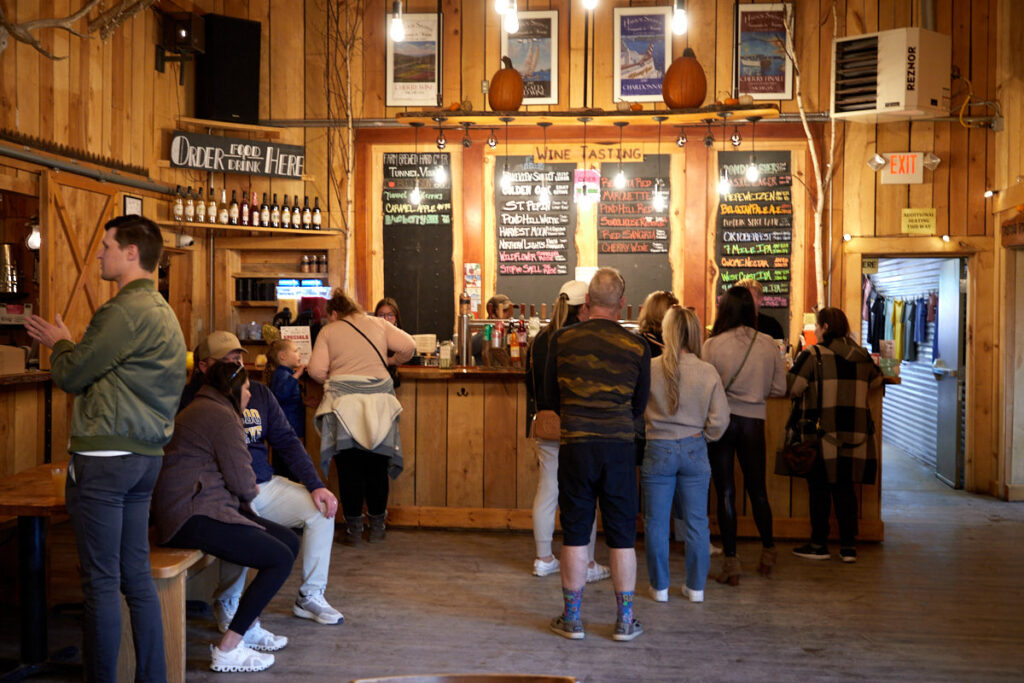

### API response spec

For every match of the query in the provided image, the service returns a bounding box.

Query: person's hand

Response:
[310,487,338,519]
[24,314,72,349]
[293,364,306,380]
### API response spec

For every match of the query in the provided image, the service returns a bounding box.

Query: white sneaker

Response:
[682,586,704,603]
[533,557,560,577]
[243,620,288,652]
[293,591,344,625]
[210,643,274,673]
[710,543,724,557]
[213,597,239,634]
[648,586,668,603]
[586,562,611,583]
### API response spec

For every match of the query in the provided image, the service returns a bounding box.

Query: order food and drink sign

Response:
[168,130,305,179]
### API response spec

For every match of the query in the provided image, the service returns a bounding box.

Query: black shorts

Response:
[557,441,638,549]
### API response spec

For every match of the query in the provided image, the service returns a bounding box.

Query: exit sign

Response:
[880,153,923,185]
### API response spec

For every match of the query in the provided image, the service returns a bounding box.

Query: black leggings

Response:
[708,414,774,556]
[335,448,390,519]
[807,455,858,547]
[166,511,299,635]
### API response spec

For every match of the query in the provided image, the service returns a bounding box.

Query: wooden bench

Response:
[116,546,214,683]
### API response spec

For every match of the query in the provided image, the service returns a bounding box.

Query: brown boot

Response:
[339,517,364,546]
[367,512,387,543]
[757,547,778,577]
[715,556,741,586]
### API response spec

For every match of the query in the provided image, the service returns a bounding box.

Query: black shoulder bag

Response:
[778,345,823,477]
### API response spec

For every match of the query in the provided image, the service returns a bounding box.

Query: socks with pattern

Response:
[561,587,584,621]
[615,591,635,624]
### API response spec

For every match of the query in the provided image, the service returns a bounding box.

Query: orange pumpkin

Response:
[662,48,707,109]
[488,56,524,112]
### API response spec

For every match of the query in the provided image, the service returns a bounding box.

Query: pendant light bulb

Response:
[436,130,446,150]
[25,224,41,251]
[718,168,731,196]
[501,170,514,194]
[745,160,760,183]
[582,0,598,10]
[503,8,520,34]
[652,188,666,212]
[537,184,552,209]
[614,169,626,190]
[671,6,688,35]
[410,180,422,206]
[434,164,448,185]
[389,1,405,42]
[730,128,742,147]
[487,130,498,149]
[676,131,687,147]
[495,0,508,15]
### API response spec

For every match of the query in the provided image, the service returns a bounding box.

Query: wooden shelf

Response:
[396,104,780,128]
[231,301,278,307]
[177,116,282,139]
[232,272,328,280]
[156,221,341,236]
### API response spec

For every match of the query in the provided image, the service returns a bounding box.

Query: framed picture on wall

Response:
[734,3,793,101]
[613,6,671,102]
[501,10,558,105]
[386,13,442,107]
[123,194,142,216]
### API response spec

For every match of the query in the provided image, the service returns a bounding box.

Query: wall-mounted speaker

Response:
[195,14,261,125]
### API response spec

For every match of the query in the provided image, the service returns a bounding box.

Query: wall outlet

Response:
[481,79,489,94]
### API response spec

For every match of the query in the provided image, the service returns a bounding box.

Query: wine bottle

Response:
[184,186,195,222]
[291,195,302,229]
[259,192,270,227]
[229,190,239,225]
[207,188,217,224]
[195,189,207,223]
[302,195,312,230]
[172,186,184,222]
[281,195,291,229]
[270,194,280,228]
[240,191,250,226]
[312,196,322,229]
[218,189,229,224]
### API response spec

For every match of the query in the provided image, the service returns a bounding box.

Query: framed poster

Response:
[386,13,441,107]
[122,194,142,216]
[613,6,671,102]
[500,10,558,105]
[734,3,793,101]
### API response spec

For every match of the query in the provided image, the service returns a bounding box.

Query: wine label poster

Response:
[386,13,441,107]
[715,150,793,312]
[613,7,672,102]
[735,3,793,100]
[501,10,558,105]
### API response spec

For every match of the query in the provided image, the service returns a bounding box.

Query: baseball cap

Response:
[196,331,247,362]
[558,280,588,306]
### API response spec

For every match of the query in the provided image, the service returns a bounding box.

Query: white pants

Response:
[532,438,597,560]
[217,476,334,601]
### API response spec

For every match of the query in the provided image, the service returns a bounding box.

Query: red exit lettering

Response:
[889,154,917,175]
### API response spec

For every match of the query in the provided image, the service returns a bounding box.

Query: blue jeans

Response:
[66,453,166,683]
[642,436,711,592]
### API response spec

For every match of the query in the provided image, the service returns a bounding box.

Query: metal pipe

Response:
[0,142,175,195]
[921,0,936,30]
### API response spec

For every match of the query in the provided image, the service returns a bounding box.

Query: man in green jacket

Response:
[25,214,186,682]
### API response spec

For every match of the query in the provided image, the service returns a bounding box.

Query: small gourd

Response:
[662,47,707,110]
[488,56,524,112]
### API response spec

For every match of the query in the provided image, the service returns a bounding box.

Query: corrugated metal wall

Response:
[863,258,949,467]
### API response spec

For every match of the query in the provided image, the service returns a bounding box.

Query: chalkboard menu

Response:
[597,155,672,310]
[382,152,454,340]
[715,150,792,329]
[494,155,578,308]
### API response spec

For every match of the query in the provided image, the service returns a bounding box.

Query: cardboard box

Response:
[0,302,32,325]
[0,345,26,374]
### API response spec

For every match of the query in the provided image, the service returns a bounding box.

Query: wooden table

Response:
[0,463,76,682]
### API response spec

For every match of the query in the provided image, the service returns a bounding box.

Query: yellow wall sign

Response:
[901,208,936,235]
[862,257,878,274]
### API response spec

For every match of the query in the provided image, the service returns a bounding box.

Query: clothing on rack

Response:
[914,297,929,345]
[927,292,938,323]
[869,295,886,353]
[902,299,917,363]
[893,299,905,361]
[862,275,874,321]
[884,298,895,341]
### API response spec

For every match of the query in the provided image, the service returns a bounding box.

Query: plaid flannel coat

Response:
[787,338,883,484]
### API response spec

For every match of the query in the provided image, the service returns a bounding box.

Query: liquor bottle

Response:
[270,194,280,228]
[291,195,302,229]
[172,186,184,222]
[302,196,312,230]
[281,194,291,229]
[319,254,328,273]
[207,188,217,224]
[229,190,239,225]
[509,321,521,366]
[184,186,195,222]
[259,192,270,227]
[195,188,207,223]
[218,189,229,224]
[301,255,310,273]
[312,196,322,229]
[240,191,250,226]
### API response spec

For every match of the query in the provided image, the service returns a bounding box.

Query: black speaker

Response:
[195,14,260,125]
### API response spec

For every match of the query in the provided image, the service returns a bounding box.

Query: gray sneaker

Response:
[293,591,344,625]
[549,615,585,640]
[612,617,644,642]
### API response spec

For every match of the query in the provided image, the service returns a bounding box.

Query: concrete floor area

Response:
[2,444,1023,681]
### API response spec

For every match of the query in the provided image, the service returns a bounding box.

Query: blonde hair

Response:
[263,339,294,384]
[736,278,764,296]
[637,290,679,336]
[660,305,703,414]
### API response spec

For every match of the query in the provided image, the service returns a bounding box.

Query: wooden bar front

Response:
[387,367,885,542]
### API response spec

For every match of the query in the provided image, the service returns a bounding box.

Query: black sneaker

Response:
[839,547,857,563]
[792,543,830,560]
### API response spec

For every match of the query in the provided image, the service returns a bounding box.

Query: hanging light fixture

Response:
[672,0,688,35]
[582,0,598,10]
[494,0,510,15]
[745,116,760,183]
[730,126,742,147]
[537,122,552,209]
[502,0,520,34]
[703,120,715,148]
[577,116,596,208]
[389,0,405,42]
[461,122,473,149]
[613,121,628,190]
[500,117,514,194]
[717,121,731,196]
[25,221,41,251]
[433,162,448,185]
[652,116,667,212]
[675,127,687,148]
[435,125,447,150]
[409,122,423,205]
[487,129,498,149]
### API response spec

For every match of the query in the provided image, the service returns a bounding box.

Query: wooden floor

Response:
[2,444,1023,682]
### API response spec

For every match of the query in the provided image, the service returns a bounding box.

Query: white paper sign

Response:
[280,326,313,365]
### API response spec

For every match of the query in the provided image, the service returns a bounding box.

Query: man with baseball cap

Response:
[182,331,342,647]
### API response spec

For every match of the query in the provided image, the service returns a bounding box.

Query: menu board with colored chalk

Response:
[715,150,792,330]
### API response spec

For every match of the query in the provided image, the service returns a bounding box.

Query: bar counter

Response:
[0,371,52,476]
[380,365,886,542]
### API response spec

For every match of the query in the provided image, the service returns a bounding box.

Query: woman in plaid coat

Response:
[787,307,882,564]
